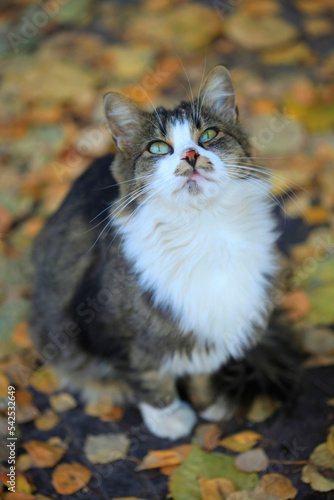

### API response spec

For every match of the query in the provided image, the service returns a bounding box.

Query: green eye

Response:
[148,141,171,155]
[199,128,218,144]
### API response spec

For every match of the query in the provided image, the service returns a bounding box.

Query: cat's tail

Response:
[216,309,303,413]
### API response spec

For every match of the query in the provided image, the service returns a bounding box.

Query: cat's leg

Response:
[137,371,197,439]
[185,374,236,422]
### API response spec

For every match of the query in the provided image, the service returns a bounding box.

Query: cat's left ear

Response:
[104,92,144,154]
[200,66,237,122]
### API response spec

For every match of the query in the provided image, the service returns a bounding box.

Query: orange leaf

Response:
[199,477,236,500]
[23,440,65,468]
[280,289,311,322]
[29,367,59,394]
[13,322,34,349]
[136,444,193,471]
[52,463,92,495]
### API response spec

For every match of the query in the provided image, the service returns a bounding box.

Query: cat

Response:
[29,66,296,439]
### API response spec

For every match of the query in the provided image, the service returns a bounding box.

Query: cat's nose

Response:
[181,148,199,168]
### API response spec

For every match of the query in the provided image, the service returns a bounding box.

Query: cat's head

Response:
[104,65,260,212]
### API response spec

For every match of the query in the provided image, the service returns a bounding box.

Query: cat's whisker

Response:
[195,53,207,124]
[94,173,156,191]
[131,80,165,134]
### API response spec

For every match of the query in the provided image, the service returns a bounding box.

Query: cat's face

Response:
[104,66,255,212]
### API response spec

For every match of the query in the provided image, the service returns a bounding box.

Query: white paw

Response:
[199,395,236,422]
[139,399,197,439]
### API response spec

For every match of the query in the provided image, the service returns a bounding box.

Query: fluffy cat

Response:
[30,66,293,439]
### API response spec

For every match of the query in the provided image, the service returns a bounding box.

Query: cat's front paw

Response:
[199,395,236,422]
[139,399,197,439]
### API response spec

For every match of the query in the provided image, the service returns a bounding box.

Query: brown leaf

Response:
[199,477,236,499]
[17,404,40,424]
[49,392,77,412]
[136,444,193,471]
[219,431,262,453]
[52,463,92,495]
[194,423,222,451]
[0,371,10,398]
[235,449,269,472]
[261,474,298,499]
[23,440,65,468]
[280,290,311,322]
[16,389,33,407]
[0,205,13,235]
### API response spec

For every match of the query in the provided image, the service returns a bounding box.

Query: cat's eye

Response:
[148,141,172,155]
[199,128,218,144]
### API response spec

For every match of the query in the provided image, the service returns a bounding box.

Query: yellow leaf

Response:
[34,409,60,431]
[219,431,262,453]
[327,426,334,455]
[0,371,10,398]
[49,392,77,412]
[52,463,92,495]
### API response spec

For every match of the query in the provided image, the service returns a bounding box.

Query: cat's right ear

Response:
[104,92,143,154]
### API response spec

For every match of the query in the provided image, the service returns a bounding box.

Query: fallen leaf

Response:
[225,14,297,51]
[199,477,236,499]
[125,4,221,51]
[16,389,33,406]
[52,463,92,495]
[219,431,262,453]
[16,454,33,472]
[84,400,123,421]
[136,444,192,471]
[327,426,334,455]
[194,423,222,451]
[261,474,297,499]
[34,409,60,431]
[23,440,65,468]
[235,449,269,473]
[0,371,10,398]
[12,321,34,349]
[0,205,13,235]
[84,433,130,464]
[261,43,313,65]
[280,289,311,322]
[304,206,330,225]
[29,367,59,394]
[304,18,333,37]
[17,404,40,424]
[246,396,282,423]
[0,473,34,494]
[50,392,77,412]
[169,446,258,500]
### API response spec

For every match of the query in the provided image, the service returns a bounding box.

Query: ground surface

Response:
[1,0,334,499]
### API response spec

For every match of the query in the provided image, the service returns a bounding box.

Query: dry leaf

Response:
[13,321,34,349]
[235,449,269,472]
[29,367,59,394]
[17,404,40,424]
[304,206,330,225]
[34,409,60,431]
[225,14,297,50]
[136,444,193,471]
[219,431,262,453]
[16,389,33,407]
[84,433,130,464]
[16,454,33,472]
[199,477,236,499]
[84,400,123,421]
[327,426,334,455]
[23,440,65,467]
[280,289,311,322]
[0,372,10,398]
[52,463,92,495]
[194,423,222,451]
[247,396,282,423]
[50,392,77,412]
[261,474,297,499]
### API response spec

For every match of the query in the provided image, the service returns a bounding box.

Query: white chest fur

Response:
[117,182,278,377]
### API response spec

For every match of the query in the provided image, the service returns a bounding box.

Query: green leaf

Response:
[169,446,258,500]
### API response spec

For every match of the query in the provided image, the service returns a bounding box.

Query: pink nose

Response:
[181,148,199,167]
